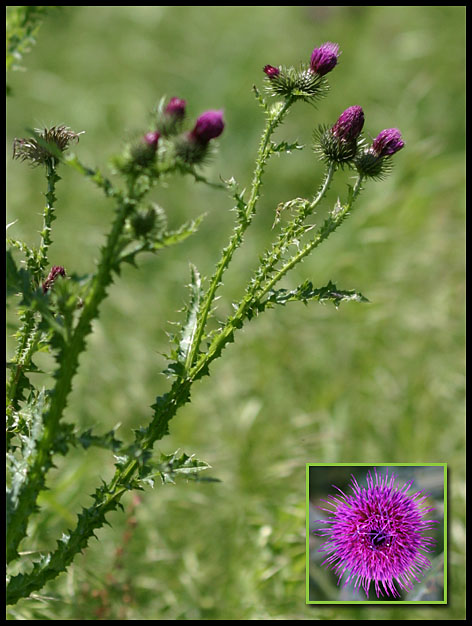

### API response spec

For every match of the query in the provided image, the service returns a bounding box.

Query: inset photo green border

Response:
[306,463,446,605]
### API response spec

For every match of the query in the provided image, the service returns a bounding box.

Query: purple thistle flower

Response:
[263,64,280,79]
[165,97,186,119]
[314,468,439,599]
[42,265,66,293]
[310,42,340,76]
[372,128,404,158]
[331,105,365,143]
[190,110,225,143]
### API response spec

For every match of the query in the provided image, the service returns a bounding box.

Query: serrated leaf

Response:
[176,264,202,366]
[271,140,304,154]
[261,280,369,311]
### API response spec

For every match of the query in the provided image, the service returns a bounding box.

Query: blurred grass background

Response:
[6,6,465,620]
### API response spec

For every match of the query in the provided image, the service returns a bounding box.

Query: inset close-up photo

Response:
[307,464,445,604]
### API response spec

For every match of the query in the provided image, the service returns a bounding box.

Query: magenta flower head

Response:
[355,127,404,179]
[310,42,340,76]
[332,105,365,143]
[263,64,280,79]
[313,468,439,599]
[372,128,405,158]
[314,105,364,166]
[165,97,186,119]
[175,110,225,164]
[190,110,225,143]
[143,131,160,150]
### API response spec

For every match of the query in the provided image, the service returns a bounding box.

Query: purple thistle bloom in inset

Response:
[165,97,186,119]
[331,105,365,143]
[190,110,225,143]
[263,64,280,79]
[372,128,404,158]
[314,468,439,599]
[310,42,340,76]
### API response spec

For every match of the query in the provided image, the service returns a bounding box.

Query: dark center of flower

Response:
[367,529,391,549]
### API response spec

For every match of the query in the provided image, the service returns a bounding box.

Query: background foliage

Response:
[6,5,465,620]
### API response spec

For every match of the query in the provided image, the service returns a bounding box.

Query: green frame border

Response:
[305,462,447,605]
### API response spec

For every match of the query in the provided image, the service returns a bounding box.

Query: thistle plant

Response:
[313,469,439,599]
[6,42,404,605]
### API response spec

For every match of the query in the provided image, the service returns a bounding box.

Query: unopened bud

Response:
[310,42,340,76]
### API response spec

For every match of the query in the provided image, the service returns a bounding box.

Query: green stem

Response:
[6,162,60,433]
[190,174,364,380]
[242,162,336,306]
[184,97,294,373]
[6,199,134,564]
[258,174,364,301]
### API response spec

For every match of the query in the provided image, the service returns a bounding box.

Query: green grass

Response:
[6,6,465,620]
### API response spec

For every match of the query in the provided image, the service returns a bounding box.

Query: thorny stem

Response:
[185,97,294,373]
[241,162,336,308]
[6,161,60,434]
[257,174,365,301]
[7,192,134,563]
[190,174,365,381]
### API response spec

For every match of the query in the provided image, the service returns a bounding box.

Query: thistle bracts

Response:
[156,96,187,136]
[263,63,331,103]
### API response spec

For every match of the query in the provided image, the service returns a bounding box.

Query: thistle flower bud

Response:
[310,42,340,76]
[331,105,364,143]
[355,128,404,179]
[165,97,186,119]
[143,131,160,150]
[157,97,187,136]
[42,265,66,293]
[263,64,280,79]
[314,106,364,166]
[130,203,167,238]
[372,128,404,158]
[190,110,225,143]
[175,110,225,164]
[130,131,160,167]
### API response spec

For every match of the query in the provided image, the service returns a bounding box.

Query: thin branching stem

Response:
[7,190,135,563]
[185,97,294,373]
[257,174,365,301]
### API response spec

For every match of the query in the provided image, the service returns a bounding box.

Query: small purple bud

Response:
[42,265,66,293]
[263,64,280,79]
[331,105,365,142]
[143,131,160,151]
[165,97,186,119]
[190,110,225,143]
[310,42,340,76]
[372,128,404,157]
